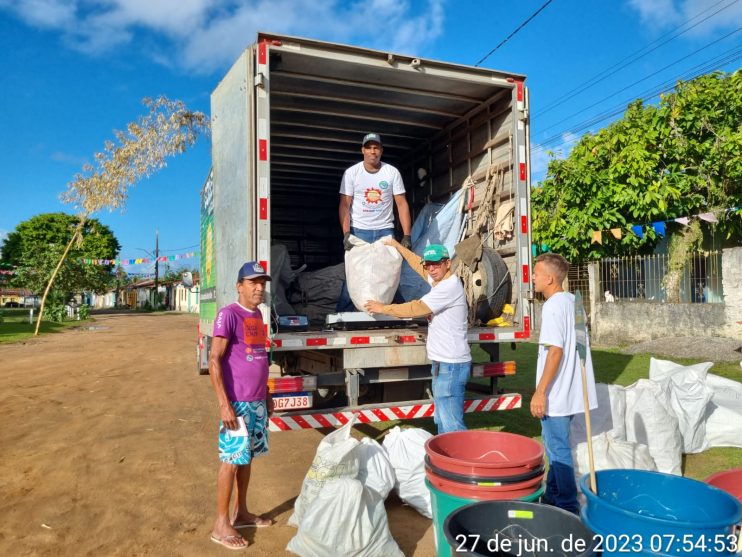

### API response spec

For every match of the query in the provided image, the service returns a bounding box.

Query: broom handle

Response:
[581,360,597,493]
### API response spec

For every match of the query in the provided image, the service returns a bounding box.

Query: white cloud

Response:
[627,0,742,35]
[531,131,584,182]
[50,150,89,167]
[1,0,446,74]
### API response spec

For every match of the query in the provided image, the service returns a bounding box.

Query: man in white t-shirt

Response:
[531,253,597,515]
[338,133,412,249]
[364,243,471,434]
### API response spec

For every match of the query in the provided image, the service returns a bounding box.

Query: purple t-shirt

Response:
[213,303,269,402]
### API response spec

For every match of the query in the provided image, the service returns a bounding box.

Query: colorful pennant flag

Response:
[610,228,622,240]
[631,225,644,239]
[591,230,602,244]
[652,221,666,236]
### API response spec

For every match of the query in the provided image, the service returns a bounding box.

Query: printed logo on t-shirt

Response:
[242,316,265,346]
[364,187,382,205]
[378,180,389,190]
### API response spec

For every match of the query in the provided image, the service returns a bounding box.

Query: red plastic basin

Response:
[706,468,742,503]
[425,468,544,500]
[425,431,544,477]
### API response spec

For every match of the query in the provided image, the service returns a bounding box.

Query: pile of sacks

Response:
[571,357,742,484]
[287,421,433,557]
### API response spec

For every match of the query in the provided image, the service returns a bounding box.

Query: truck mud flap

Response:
[268,394,521,432]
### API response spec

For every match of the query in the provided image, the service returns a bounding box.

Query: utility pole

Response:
[154,229,159,309]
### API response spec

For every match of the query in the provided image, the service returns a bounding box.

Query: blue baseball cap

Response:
[237,261,271,282]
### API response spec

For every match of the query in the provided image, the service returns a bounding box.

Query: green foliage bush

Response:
[78,304,90,320]
[46,304,66,323]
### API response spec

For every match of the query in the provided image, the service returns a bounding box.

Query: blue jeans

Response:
[540,415,579,514]
[336,227,395,312]
[432,361,471,434]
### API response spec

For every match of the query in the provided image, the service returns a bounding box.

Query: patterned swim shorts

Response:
[218,401,269,465]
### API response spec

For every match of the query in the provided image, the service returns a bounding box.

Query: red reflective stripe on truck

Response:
[397,335,416,343]
[306,337,328,346]
[516,80,524,101]
[521,215,528,234]
[522,264,529,283]
[314,414,334,428]
[258,41,267,65]
[351,336,370,344]
[271,339,282,348]
[259,139,268,161]
[524,315,530,334]
[259,260,268,273]
[519,162,527,181]
[259,198,268,220]
[479,333,496,341]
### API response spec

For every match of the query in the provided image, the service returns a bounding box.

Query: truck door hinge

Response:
[255,73,265,89]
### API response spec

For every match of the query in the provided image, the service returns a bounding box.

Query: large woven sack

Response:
[345,236,402,311]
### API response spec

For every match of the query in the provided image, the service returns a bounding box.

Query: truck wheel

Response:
[475,248,512,324]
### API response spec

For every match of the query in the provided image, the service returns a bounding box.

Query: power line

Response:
[475,0,555,66]
[531,47,741,155]
[537,28,741,138]
[537,0,740,117]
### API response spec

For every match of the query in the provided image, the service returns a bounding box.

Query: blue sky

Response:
[1,0,740,276]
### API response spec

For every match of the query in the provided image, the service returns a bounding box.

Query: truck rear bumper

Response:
[268,393,522,432]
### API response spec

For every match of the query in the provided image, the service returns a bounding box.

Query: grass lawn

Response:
[367,342,742,482]
[0,308,89,343]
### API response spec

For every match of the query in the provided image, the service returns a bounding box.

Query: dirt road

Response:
[0,313,435,556]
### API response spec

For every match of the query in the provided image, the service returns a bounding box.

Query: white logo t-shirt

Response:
[421,274,471,363]
[339,161,405,230]
[537,292,598,416]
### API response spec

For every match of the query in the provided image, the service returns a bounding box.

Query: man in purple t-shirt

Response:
[208,261,274,550]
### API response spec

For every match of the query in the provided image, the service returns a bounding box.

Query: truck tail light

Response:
[268,375,318,394]
[471,361,517,378]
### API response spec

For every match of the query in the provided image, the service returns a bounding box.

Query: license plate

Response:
[272,392,313,411]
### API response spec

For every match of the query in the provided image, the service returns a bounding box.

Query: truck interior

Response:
[262,36,526,328]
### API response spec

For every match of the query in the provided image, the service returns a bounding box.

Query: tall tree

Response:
[1,213,120,297]
[532,70,741,262]
[31,96,209,334]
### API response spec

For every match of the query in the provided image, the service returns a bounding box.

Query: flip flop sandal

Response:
[232,517,273,529]
[210,534,248,550]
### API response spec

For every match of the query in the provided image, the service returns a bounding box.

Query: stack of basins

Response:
[581,469,742,556]
[424,431,545,557]
[705,468,742,504]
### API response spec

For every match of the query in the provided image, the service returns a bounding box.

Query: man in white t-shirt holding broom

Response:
[531,253,597,514]
[364,242,470,434]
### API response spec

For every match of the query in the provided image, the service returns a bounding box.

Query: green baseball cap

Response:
[422,244,450,262]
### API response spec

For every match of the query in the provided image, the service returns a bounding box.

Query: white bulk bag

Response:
[571,383,626,445]
[357,437,396,499]
[649,358,714,454]
[286,478,404,557]
[624,379,683,475]
[704,373,742,449]
[289,416,360,527]
[382,426,432,518]
[345,236,402,311]
[572,432,656,504]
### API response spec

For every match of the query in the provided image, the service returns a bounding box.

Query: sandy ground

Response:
[0,313,435,556]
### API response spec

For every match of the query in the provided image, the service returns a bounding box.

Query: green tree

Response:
[1,213,120,298]
[532,70,742,262]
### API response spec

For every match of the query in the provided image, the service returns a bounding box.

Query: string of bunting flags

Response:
[80,251,198,267]
[589,207,739,245]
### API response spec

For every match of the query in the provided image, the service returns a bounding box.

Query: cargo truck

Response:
[197,33,533,432]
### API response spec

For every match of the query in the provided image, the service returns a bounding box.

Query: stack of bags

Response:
[287,422,433,557]
[571,357,742,484]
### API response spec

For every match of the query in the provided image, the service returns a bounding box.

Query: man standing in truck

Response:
[364,242,471,434]
[337,133,413,311]
[209,261,274,550]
